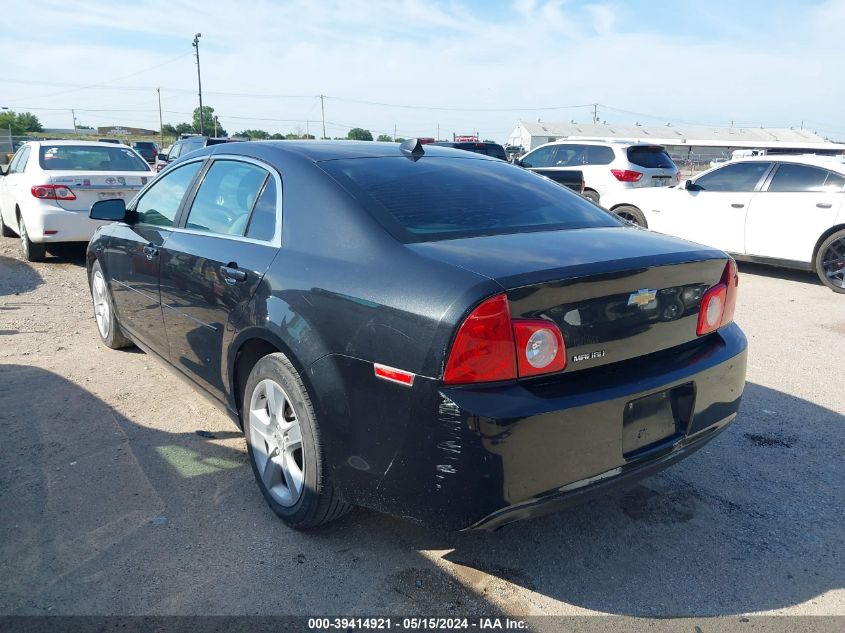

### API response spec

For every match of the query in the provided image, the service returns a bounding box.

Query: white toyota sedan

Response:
[601,155,845,293]
[0,140,154,261]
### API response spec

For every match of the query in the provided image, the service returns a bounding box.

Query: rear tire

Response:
[243,352,352,529]
[90,260,133,349]
[583,189,600,204]
[613,205,648,228]
[815,229,845,293]
[18,215,46,262]
[0,212,15,237]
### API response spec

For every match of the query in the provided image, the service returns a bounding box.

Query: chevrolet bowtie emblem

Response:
[628,289,657,307]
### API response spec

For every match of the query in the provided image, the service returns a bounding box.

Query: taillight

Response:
[696,259,739,336]
[611,169,643,182]
[443,294,566,385]
[31,185,76,201]
[513,320,566,377]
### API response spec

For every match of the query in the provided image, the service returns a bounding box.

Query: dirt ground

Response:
[0,235,843,626]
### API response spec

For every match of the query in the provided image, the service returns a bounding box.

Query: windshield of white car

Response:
[39,145,150,171]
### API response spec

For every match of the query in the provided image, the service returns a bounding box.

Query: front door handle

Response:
[731,203,745,209]
[220,264,247,284]
[816,202,833,209]
[143,245,159,260]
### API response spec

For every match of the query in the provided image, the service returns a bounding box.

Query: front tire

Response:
[243,352,352,529]
[18,215,46,262]
[90,260,133,349]
[815,229,845,293]
[613,204,648,228]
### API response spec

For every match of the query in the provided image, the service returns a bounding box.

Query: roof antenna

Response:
[400,138,425,161]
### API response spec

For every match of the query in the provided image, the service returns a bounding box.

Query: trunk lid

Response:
[47,171,152,212]
[409,226,729,373]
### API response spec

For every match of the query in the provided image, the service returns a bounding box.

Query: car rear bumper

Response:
[310,323,747,530]
[22,202,111,242]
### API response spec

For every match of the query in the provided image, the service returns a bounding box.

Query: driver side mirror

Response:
[90,198,127,222]
[157,153,169,162]
[511,158,523,167]
[683,179,700,191]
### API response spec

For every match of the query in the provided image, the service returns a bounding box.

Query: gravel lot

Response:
[0,235,842,625]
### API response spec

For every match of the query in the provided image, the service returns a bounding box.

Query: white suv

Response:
[516,140,679,204]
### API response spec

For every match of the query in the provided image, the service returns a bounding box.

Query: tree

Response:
[395,137,407,143]
[347,128,373,141]
[0,111,44,135]
[376,134,393,142]
[270,133,285,140]
[161,123,179,137]
[235,129,270,139]
[191,106,227,136]
[175,123,194,135]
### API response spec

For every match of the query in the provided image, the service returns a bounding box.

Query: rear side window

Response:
[39,145,150,171]
[627,146,675,169]
[553,145,586,167]
[694,162,772,192]
[587,145,615,165]
[134,161,202,227]
[246,177,278,241]
[767,163,841,192]
[186,160,268,236]
[320,156,620,243]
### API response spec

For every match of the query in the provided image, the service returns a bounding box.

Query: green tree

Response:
[235,129,270,139]
[347,128,373,141]
[0,111,44,135]
[395,137,407,143]
[376,134,393,142]
[191,106,227,136]
[161,123,179,137]
[270,133,285,140]
[175,122,194,135]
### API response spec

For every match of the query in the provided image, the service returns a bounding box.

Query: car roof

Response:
[201,140,502,163]
[27,140,131,147]
[541,139,660,148]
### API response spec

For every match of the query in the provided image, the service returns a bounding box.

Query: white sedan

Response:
[0,140,154,261]
[601,155,845,293]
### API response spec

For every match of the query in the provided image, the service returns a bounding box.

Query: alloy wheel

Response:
[248,379,305,507]
[92,270,111,339]
[822,236,845,289]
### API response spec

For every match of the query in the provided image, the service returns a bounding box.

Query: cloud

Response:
[2,0,843,141]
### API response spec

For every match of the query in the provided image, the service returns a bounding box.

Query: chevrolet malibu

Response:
[86,140,747,530]
[0,140,154,261]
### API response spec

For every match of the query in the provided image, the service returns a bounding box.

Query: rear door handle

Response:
[731,203,745,209]
[816,202,833,209]
[220,264,247,284]
[143,245,159,260]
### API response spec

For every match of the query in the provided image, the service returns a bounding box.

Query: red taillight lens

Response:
[696,259,738,336]
[611,169,643,182]
[443,294,517,384]
[31,185,76,200]
[444,295,567,384]
[513,320,566,377]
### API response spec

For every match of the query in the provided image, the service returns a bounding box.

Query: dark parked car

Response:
[431,140,508,161]
[132,141,159,164]
[87,140,747,530]
[157,136,240,171]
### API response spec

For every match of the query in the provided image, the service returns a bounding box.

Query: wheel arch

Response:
[812,224,845,262]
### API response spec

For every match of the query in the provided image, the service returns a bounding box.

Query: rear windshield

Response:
[627,146,675,169]
[39,145,150,171]
[319,156,620,243]
[133,142,156,148]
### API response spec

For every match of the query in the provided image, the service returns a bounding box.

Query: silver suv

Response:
[517,140,679,204]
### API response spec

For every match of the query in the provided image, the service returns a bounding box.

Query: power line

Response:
[324,96,596,113]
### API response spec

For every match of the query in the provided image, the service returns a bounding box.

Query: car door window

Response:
[169,143,183,160]
[133,161,202,227]
[10,147,31,173]
[520,146,556,168]
[586,145,615,165]
[245,177,278,241]
[553,145,586,167]
[185,160,269,237]
[767,163,842,192]
[694,162,772,192]
[824,171,845,191]
[6,150,22,174]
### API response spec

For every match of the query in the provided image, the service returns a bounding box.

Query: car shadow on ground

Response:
[0,255,43,296]
[737,261,822,287]
[1,365,841,618]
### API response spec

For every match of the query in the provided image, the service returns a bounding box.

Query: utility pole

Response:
[306,120,310,138]
[592,103,598,124]
[156,88,164,149]
[71,109,77,131]
[394,124,397,140]
[192,33,205,135]
[320,95,326,139]
[437,123,440,140]
[214,115,219,136]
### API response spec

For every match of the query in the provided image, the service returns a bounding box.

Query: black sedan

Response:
[87,140,747,531]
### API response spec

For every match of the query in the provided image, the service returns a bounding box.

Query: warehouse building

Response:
[506,121,845,165]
